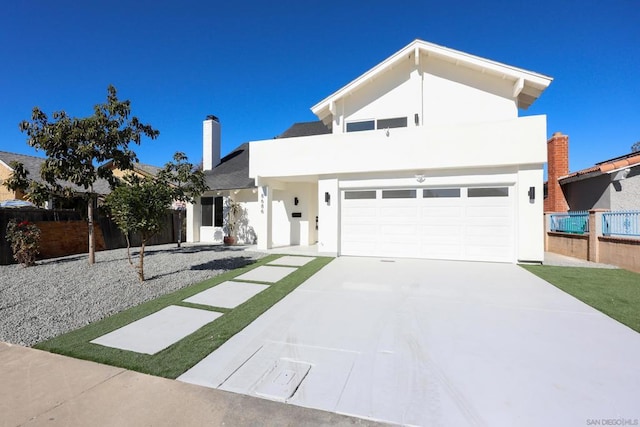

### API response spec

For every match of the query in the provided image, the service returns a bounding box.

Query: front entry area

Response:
[340,186,514,262]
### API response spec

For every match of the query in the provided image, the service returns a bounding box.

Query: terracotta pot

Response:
[223,236,236,246]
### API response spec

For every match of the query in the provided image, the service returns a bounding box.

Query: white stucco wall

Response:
[515,167,544,261]
[234,190,259,244]
[186,199,201,243]
[340,59,420,132]
[318,178,339,253]
[610,169,640,211]
[422,57,517,126]
[188,190,258,244]
[250,116,547,179]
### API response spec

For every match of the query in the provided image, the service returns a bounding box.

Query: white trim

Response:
[0,159,14,171]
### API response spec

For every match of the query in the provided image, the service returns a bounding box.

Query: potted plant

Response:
[224,199,241,245]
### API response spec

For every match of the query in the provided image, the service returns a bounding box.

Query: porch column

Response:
[186,199,200,243]
[258,184,272,250]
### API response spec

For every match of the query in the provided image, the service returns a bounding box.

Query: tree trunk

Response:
[125,232,132,265]
[177,210,182,248]
[88,193,95,265]
[138,239,145,282]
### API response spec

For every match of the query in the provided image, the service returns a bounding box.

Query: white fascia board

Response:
[606,163,640,175]
[0,159,14,171]
[311,39,553,119]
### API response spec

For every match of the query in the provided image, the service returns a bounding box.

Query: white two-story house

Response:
[189,39,552,263]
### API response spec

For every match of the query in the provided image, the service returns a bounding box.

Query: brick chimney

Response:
[545,131,569,212]
[203,115,221,171]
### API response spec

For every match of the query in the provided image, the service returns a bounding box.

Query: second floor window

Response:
[346,116,407,133]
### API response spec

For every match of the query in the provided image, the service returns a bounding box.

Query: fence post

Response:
[544,213,551,251]
[588,209,606,262]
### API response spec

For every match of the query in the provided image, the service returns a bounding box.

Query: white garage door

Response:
[340,186,514,262]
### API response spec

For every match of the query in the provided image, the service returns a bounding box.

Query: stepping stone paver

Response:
[234,266,298,283]
[91,305,222,355]
[268,256,316,267]
[184,281,269,309]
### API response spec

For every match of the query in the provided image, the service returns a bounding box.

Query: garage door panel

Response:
[342,207,377,218]
[464,218,511,230]
[467,234,511,246]
[380,207,418,218]
[342,224,378,237]
[466,227,511,241]
[418,225,462,237]
[342,242,378,255]
[466,206,511,216]
[465,245,511,262]
[380,224,417,236]
[383,242,421,256]
[420,206,463,217]
[421,245,463,258]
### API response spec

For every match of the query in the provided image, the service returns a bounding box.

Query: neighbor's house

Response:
[545,133,640,212]
[188,39,553,263]
[0,151,39,201]
[0,150,160,207]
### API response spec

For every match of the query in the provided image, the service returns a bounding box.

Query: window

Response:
[201,197,213,226]
[201,196,224,226]
[346,117,408,133]
[377,117,407,129]
[214,197,223,226]
[344,190,377,200]
[468,187,509,197]
[382,189,416,199]
[346,120,375,132]
[423,188,460,198]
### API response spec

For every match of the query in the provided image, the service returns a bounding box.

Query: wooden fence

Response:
[0,208,183,265]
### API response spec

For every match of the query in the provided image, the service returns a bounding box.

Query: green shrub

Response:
[6,219,41,267]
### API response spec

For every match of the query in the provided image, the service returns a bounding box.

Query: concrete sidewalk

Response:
[0,342,384,426]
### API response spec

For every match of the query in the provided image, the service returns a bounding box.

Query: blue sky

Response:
[0,0,638,174]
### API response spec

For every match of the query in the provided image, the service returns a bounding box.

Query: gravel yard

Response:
[0,243,266,347]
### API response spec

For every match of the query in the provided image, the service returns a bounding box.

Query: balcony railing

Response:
[549,211,589,234]
[602,211,640,237]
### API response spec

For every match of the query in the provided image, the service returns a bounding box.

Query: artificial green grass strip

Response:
[521,265,640,333]
[34,254,333,379]
[175,301,230,313]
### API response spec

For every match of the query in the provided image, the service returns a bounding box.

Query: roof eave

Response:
[559,170,603,185]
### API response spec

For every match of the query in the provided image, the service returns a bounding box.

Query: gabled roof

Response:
[103,159,162,178]
[136,163,162,177]
[278,121,331,138]
[311,39,553,124]
[559,152,640,184]
[203,143,255,191]
[0,151,46,182]
[0,150,112,195]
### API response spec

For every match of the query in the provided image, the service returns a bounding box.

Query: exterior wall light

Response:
[528,186,535,202]
[294,197,299,206]
[325,192,331,205]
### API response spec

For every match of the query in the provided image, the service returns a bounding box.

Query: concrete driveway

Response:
[179,257,640,426]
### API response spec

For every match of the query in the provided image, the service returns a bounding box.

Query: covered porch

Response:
[254,177,321,251]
